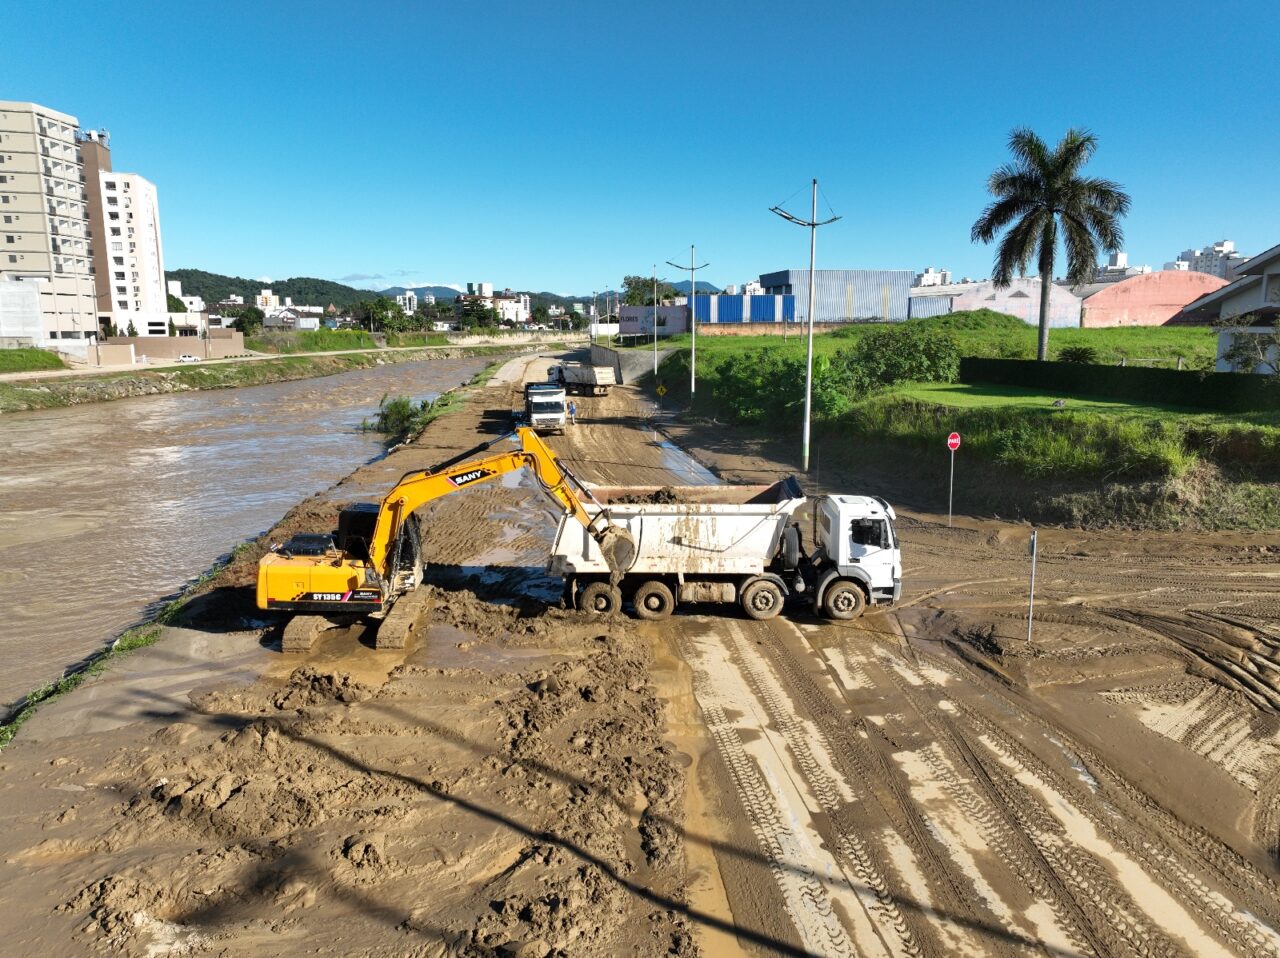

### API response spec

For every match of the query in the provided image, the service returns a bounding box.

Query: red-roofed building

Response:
[1078,271,1229,327]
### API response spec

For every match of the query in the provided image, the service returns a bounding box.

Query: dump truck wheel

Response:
[823,581,866,620]
[741,579,784,620]
[580,581,622,615]
[633,580,675,620]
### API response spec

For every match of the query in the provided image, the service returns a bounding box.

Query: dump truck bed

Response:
[549,478,805,577]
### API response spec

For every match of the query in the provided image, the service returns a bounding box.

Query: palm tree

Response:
[971,128,1130,361]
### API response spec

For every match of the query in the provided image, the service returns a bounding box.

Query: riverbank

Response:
[0,343,563,413]
[0,351,696,957]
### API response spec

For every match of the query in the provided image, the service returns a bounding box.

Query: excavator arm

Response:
[366,426,612,575]
[257,427,634,618]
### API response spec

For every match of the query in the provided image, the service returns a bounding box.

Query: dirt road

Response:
[2,353,1279,956]
[547,365,1280,957]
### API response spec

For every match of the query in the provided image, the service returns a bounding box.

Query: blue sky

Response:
[5,0,1277,293]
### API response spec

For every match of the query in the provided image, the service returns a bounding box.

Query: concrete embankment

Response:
[0,344,549,413]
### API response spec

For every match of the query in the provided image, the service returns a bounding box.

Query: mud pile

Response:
[43,588,693,956]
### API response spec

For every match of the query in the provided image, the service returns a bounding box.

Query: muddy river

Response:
[0,356,494,707]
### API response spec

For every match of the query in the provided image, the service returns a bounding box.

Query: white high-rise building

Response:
[913,266,952,288]
[1165,240,1250,279]
[98,173,166,329]
[0,101,98,351]
[396,290,417,315]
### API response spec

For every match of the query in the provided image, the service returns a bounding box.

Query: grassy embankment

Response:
[245,328,377,352]
[0,348,67,373]
[643,309,1216,367]
[0,345,518,413]
[653,312,1280,528]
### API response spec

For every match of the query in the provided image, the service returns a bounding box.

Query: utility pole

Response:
[652,264,659,375]
[667,245,709,395]
[770,179,840,472]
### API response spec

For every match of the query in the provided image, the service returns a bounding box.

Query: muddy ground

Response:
[3,352,1280,956]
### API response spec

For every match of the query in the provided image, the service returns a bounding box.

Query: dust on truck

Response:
[548,480,902,620]
[548,361,617,396]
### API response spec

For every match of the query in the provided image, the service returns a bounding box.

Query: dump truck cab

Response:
[811,494,902,617]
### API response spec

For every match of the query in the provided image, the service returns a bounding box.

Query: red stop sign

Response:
[947,432,961,451]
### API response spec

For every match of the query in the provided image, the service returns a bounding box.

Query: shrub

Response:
[1057,344,1099,364]
[835,325,960,390]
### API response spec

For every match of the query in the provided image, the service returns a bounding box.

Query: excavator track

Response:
[373,588,433,650]
[281,615,328,653]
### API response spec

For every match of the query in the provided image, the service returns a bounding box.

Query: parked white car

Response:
[176,354,201,363]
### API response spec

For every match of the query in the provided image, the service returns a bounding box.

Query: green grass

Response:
[631,309,1218,368]
[246,329,377,353]
[385,332,450,347]
[0,348,67,372]
[895,382,1218,419]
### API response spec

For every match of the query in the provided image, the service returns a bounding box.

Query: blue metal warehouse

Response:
[758,269,913,323]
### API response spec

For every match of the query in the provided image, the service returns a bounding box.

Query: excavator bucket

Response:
[597,525,637,575]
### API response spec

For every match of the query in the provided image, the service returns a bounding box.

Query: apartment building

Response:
[1165,240,1251,279]
[96,173,166,331]
[396,290,417,315]
[0,101,98,351]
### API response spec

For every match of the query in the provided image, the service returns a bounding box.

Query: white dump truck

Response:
[524,382,568,434]
[548,479,902,620]
[548,361,617,396]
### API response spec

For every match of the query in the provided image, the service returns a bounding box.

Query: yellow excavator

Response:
[257,426,635,650]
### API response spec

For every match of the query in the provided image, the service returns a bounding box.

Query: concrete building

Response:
[1090,251,1151,285]
[420,292,436,307]
[1180,241,1280,327]
[167,280,205,313]
[493,290,531,325]
[913,266,952,288]
[759,269,912,322]
[93,172,166,333]
[467,281,494,298]
[1165,240,1250,279]
[255,288,281,312]
[0,277,42,345]
[0,101,98,353]
[1077,271,1228,327]
[396,290,417,315]
[909,278,1082,327]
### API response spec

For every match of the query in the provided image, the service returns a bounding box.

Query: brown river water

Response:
[0,356,493,708]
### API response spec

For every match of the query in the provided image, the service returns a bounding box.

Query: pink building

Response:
[1079,271,1228,327]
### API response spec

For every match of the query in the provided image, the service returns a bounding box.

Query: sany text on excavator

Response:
[256,426,635,649]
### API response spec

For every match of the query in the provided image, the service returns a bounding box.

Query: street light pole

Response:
[652,264,658,375]
[666,245,709,395]
[770,179,840,472]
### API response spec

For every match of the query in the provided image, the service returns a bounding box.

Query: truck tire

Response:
[823,581,866,620]
[580,581,622,615]
[633,580,675,620]
[741,579,784,620]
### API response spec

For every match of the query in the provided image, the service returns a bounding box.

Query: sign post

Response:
[656,382,667,414]
[946,432,961,527]
[1027,529,1038,642]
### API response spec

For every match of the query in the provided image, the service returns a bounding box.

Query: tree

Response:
[168,318,177,336]
[1217,315,1280,376]
[225,305,264,335]
[456,298,500,329]
[126,319,138,336]
[971,128,1130,361]
[622,274,678,307]
[166,293,187,313]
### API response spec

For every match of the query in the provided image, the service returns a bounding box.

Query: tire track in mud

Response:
[676,624,863,958]
[719,617,1020,956]
[876,628,1280,958]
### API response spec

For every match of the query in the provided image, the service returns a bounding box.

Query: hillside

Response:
[166,269,370,309]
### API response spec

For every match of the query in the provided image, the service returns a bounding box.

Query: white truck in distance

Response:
[523,382,568,434]
[548,361,617,396]
[548,479,901,620]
